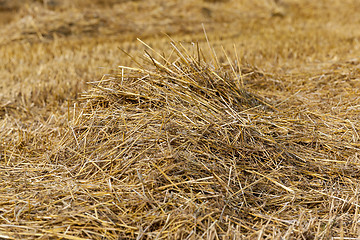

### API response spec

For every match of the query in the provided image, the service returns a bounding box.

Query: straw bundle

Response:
[2,0,360,238]
[44,40,360,238]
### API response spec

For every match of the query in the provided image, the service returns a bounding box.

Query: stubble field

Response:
[1,0,360,239]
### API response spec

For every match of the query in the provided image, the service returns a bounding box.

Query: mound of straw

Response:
[2,0,360,238]
[15,40,351,239]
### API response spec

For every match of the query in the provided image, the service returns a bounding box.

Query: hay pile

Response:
[2,0,360,239]
[11,40,353,239]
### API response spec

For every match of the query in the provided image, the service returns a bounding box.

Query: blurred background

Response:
[2,0,360,118]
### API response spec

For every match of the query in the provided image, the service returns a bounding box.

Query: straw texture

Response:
[1,0,360,239]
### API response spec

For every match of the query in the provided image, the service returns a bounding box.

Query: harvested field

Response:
[1,0,360,239]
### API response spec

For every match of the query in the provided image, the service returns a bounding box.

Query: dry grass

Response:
[1,0,360,239]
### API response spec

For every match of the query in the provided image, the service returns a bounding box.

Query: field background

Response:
[1,0,360,239]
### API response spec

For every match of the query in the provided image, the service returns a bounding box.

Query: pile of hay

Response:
[24,40,356,239]
[2,0,360,238]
